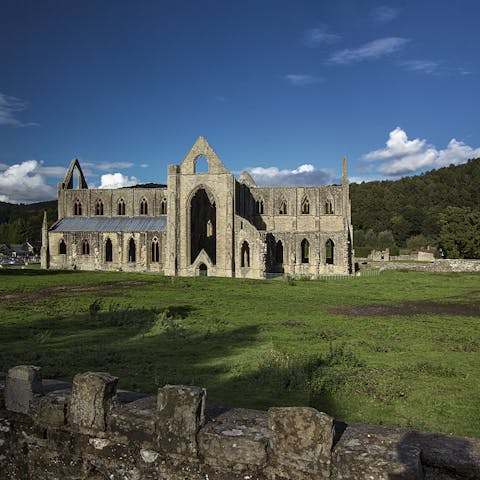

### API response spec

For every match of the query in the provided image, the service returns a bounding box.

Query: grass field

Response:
[1,267,479,437]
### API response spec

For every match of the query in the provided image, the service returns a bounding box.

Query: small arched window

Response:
[105,238,113,262]
[275,240,283,264]
[325,200,334,214]
[279,199,287,215]
[59,239,67,255]
[301,196,310,214]
[82,239,90,255]
[241,241,250,267]
[256,199,264,214]
[74,198,82,216]
[118,198,126,215]
[301,238,310,264]
[326,239,334,264]
[95,198,104,215]
[128,237,136,262]
[160,198,167,215]
[151,237,160,263]
[140,198,148,215]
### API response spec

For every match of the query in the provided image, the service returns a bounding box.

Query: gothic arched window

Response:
[118,198,126,215]
[151,237,160,262]
[301,238,310,264]
[59,239,67,254]
[301,196,310,214]
[95,198,104,215]
[140,198,148,215]
[82,239,90,255]
[74,198,82,216]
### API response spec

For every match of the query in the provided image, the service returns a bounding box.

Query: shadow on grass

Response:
[0,302,346,416]
[0,267,78,276]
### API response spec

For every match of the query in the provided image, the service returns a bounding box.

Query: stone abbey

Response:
[42,137,354,278]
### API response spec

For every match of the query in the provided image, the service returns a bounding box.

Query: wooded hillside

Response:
[350,158,480,257]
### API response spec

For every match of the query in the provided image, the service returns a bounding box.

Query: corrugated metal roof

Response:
[50,216,167,232]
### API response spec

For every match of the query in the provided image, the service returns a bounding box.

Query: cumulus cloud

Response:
[363,127,480,176]
[0,160,57,203]
[284,74,321,86]
[370,6,399,24]
[100,173,139,189]
[303,26,341,47]
[248,164,339,186]
[0,92,38,127]
[329,37,409,65]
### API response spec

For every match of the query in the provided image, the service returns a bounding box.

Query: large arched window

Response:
[301,238,310,264]
[59,239,67,255]
[95,198,104,215]
[279,199,287,215]
[151,237,160,262]
[118,198,126,215]
[256,198,264,214]
[105,238,113,262]
[326,239,334,264]
[128,237,136,262]
[301,196,310,214]
[140,198,148,215]
[82,239,90,255]
[160,198,167,215]
[241,241,250,267]
[74,198,82,216]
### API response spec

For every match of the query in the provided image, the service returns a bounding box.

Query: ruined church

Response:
[42,137,354,278]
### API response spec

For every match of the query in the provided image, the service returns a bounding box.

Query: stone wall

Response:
[1,366,479,479]
[366,258,480,273]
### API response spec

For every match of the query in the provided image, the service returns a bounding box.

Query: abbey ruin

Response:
[41,137,354,277]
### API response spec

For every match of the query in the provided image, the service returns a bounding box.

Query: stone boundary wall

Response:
[1,366,479,479]
[360,258,480,273]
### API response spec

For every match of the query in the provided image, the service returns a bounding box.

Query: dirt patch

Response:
[330,298,480,317]
[0,281,150,302]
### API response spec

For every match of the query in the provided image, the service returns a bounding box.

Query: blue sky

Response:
[1,0,480,203]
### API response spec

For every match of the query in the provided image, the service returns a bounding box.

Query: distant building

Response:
[42,137,354,278]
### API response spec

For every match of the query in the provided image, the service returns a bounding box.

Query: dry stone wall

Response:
[1,366,479,480]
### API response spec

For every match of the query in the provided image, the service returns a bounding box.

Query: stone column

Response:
[156,384,206,456]
[5,365,43,414]
[267,406,334,480]
[69,372,118,433]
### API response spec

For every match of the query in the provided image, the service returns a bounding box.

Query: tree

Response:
[377,230,396,250]
[438,207,480,259]
[406,234,430,252]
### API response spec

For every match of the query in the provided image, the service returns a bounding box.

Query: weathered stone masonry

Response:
[42,136,354,278]
[1,366,479,479]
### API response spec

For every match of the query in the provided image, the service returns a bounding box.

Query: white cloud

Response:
[303,26,341,47]
[363,127,480,176]
[100,173,138,189]
[370,6,399,24]
[248,164,339,186]
[329,37,409,65]
[0,160,57,203]
[284,74,321,86]
[401,60,439,75]
[140,163,149,168]
[0,92,38,127]
[83,161,134,171]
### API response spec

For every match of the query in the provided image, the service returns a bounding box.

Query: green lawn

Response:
[1,267,479,437]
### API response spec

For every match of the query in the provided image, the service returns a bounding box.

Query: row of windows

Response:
[238,238,335,267]
[58,238,161,263]
[255,198,335,215]
[73,198,167,216]
[58,237,334,266]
